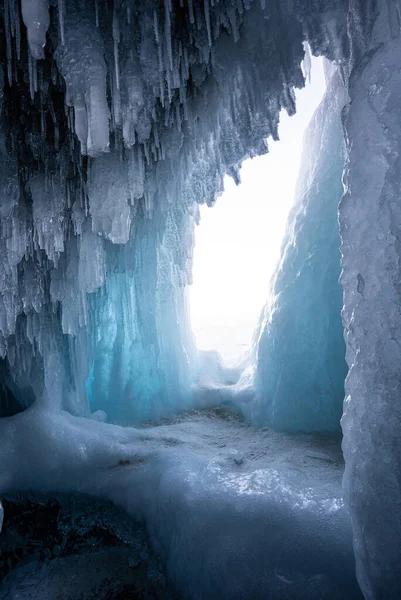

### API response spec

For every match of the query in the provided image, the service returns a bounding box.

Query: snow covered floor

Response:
[0,407,362,599]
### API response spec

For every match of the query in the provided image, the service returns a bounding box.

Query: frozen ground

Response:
[0,407,362,599]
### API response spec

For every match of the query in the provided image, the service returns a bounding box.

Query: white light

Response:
[190,58,327,364]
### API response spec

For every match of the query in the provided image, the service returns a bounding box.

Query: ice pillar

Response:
[340,3,401,597]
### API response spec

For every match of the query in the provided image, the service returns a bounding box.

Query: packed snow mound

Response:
[251,67,348,432]
[0,407,362,599]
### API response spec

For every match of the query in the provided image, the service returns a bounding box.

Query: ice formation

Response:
[340,6,401,597]
[0,404,362,599]
[1,0,311,422]
[0,0,401,598]
[252,64,348,432]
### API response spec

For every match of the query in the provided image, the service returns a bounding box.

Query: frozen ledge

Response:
[0,407,362,599]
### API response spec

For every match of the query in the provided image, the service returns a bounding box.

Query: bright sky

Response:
[190,57,327,364]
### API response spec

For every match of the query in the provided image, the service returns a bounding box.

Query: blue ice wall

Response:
[252,67,348,432]
[86,203,196,423]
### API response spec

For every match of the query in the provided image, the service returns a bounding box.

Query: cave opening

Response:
[190,57,327,366]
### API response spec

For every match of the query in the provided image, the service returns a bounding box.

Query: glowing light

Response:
[190,58,327,364]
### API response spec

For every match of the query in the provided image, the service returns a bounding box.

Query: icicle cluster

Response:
[0,0,350,419]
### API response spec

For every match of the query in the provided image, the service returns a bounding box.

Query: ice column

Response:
[341,3,401,597]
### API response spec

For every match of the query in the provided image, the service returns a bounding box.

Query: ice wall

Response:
[340,3,401,597]
[86,202,196,422]
[252,66,348,432]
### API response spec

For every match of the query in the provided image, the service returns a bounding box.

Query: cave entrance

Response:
[190,57,327,366]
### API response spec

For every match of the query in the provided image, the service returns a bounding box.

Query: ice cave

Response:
[0,0,401,598]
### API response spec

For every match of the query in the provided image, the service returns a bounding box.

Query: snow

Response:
[0,406,362,599]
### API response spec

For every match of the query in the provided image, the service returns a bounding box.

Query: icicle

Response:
[95,0,100,27]
[302,41,312,84]
[183,46,189,80]
[40,100,46,141]
[144,141,150,165]
[204,0,212,46]
[9,0,15,36]
[144,191,153,215]
[28,53,34,100]
[159,70,165,107]
[49,101,59,151]
[175,103,182,132]
[154,123,160,149]
[182,93,189,121]
[166,68,172,104]
[164,102,170,127]
[21,0,50,60]
[4,0,13,84]
[58,0,65,45]
[164,0,174,72]
[195,6,203,31]
[154,10,160,44]
[33,58,38,94]
[138,144,144,183]
[113,8,121,91]
[188,0,195,25]
[15,1,21,61]
[154,10,166,105]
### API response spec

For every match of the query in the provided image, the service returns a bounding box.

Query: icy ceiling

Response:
[0,0,353,416]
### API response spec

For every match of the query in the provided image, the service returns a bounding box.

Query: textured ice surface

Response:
[340,4,401,597]
[0,1,401,596]
[85,207,196,422]
[252,66,348,432]
[0,408,362,599]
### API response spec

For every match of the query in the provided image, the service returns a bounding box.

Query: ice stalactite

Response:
[55,1,110,156]
[21,0,50,60]
[252,65,348,432]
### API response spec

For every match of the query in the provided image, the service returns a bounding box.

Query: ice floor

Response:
[0,408,362,599]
